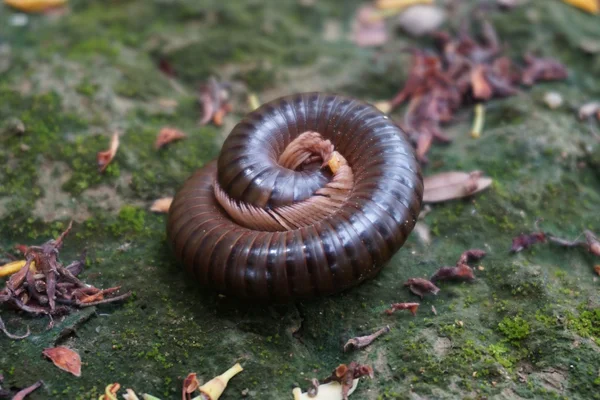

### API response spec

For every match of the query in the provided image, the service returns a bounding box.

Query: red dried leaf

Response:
[155,128,187,150]
[344,325,390,352]
[510,232,546,253]
[42,346,82,377]
[521,54,568,86]
[594,265,600,276]
[97,133,119,173]
[430,264,475,283]
[457,249,487,265]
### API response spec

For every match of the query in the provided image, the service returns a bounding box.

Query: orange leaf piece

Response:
[594,265,600,276]
[155,127,187,150]
[150,197,173,213]
[4,0,66,13]
[97,132,119,173]
[42,346,82,377]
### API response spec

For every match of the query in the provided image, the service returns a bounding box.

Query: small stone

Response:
[10,14,28,27]
[396,5,446,37]
[478,265,485,271]
[241,388,249,397]
[456,320,464,327]
[543,92,563,109]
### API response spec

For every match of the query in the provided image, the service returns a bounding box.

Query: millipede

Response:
[167,92,423,302]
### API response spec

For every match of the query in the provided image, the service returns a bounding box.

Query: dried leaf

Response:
[404,278,440,298]
[561,0,599,14]
[12,380,43,400]
[42,346,82,377]
[423,170,492,203]
[150,197,173,213]
[4,0,66,12]
[344,326,390,352]
[97,132,119,173]
[510,232,546,253]
[155,127,186,150]
[384,302,420,316]
[594,265,600,276]
[584,230,600,256]
[521,54,568,86]
[430,264,475,282]
[182,372,199,399]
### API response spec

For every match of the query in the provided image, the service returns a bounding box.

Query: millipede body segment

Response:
[167,93,423,302]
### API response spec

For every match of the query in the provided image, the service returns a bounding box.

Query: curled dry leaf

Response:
[4,0,66,12]
[430,264,475,282]
[351,5,388,47]
[344,325,390,352]
[150,197,173,213]
[423,170,492,203]
[321,362,373,400]
[42,346,82,377]
[155,127,186,150]
[385,302,419,316]
[97,132,119,173]
[521,54,568,86]
[594,265,600,276]
[12,380,43,400]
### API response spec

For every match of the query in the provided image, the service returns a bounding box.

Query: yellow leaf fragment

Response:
[98,383,121,400]
[150,197,173,213]
[4,0,66,12]
[470,103,485,139]
[375,0,433,11]
[292,379,359,399]
[248,93,261,111]
[374,101,392,114]
[562,0,599,14]
[0,260,27,278]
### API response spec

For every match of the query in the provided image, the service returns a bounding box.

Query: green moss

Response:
[110,205,146,237]
[498,316,531,342]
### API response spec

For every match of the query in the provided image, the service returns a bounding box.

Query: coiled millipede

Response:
[167,93,423,302]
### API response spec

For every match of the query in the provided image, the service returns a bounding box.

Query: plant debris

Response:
[578,101,600,120]
[155,127,186,150]
[183,363,243,400]
[375,0,433,10]
[548,230,600,256]
[320,362,374,400]
[11,380,43,400]
[351,5,388,47]
[396,5,446,37]
[42,346,82,377]
[344,325,390,352]
[389,19,567,161]
[0,313,30,340]
[543,92,563,109]
[0,259,29,278]
[404,277,440,298]
[470,103,485,138]
[199,77,232,126]
[149,197,173,213]
[510,232,546,253]
[384,302,420,316]
[98,383,120,400]
[0,221,131,329]
[430,249,486,283]
[97,132,120,173]
[594,265,600,276]
[423,170,492,203]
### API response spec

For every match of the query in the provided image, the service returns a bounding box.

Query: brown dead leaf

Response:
[97,132,119,173]
[155,127,186,150]
[150,197,173,213]
[423,170,492,203]
[594,265,600,275]
[42,346,81,377]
